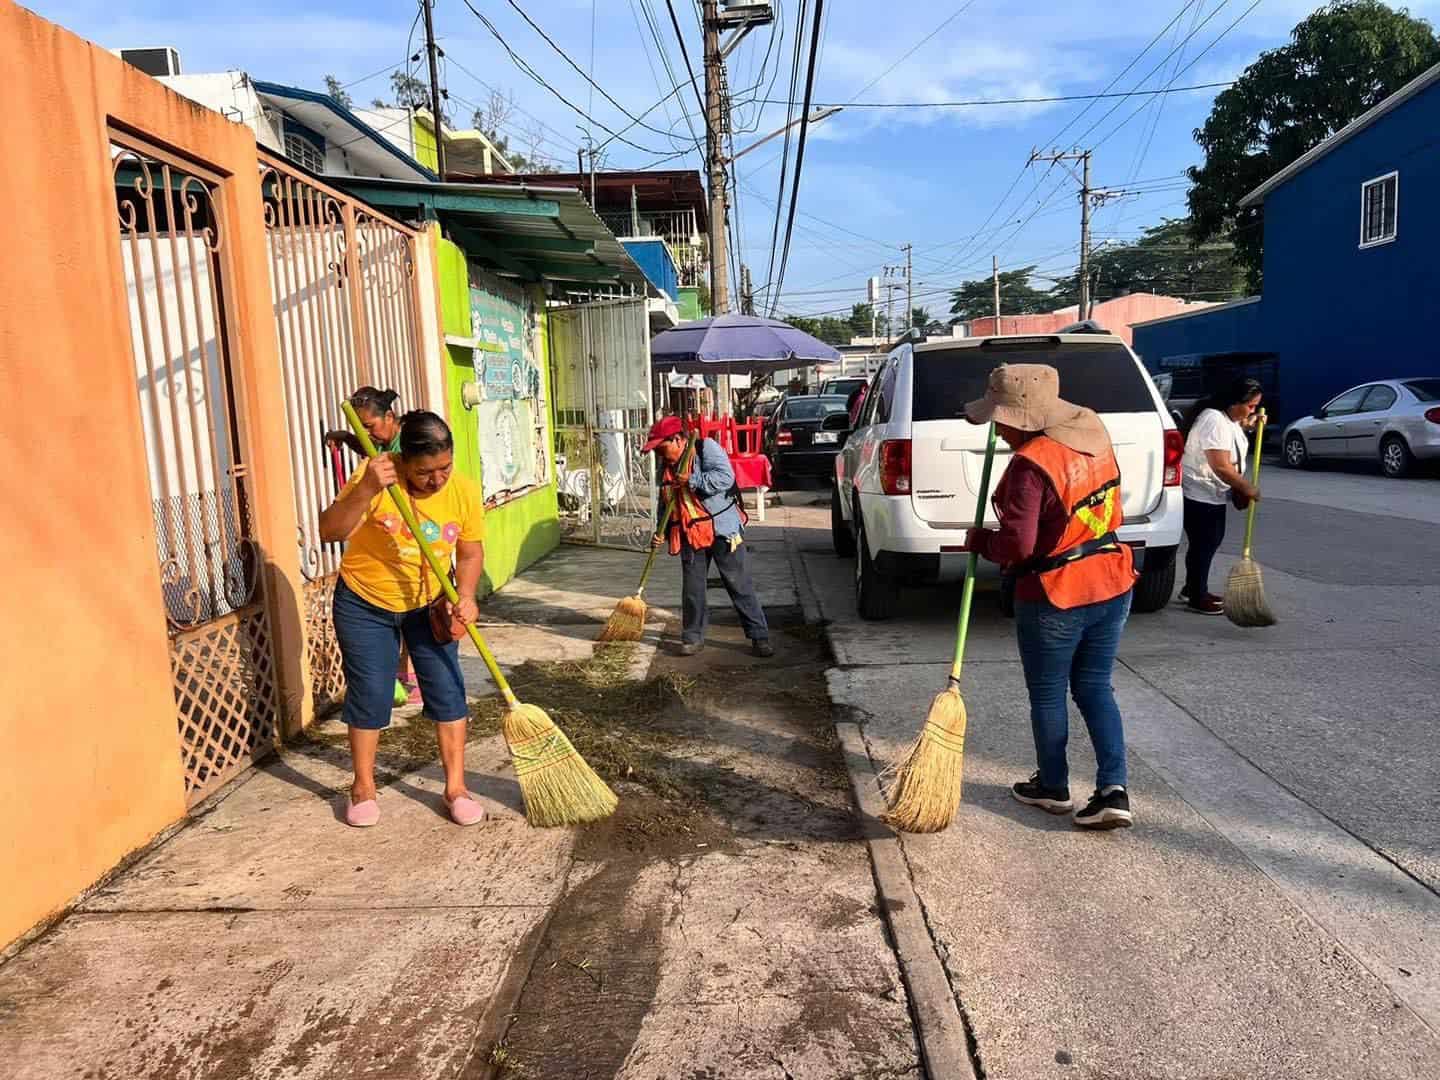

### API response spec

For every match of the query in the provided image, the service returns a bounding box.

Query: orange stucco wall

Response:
[0,2,307,948]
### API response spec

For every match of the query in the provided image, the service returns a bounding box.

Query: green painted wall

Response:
[413,117,439,172]
[433,235,560,597]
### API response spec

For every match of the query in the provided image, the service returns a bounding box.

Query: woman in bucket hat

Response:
[964,364,1138,829]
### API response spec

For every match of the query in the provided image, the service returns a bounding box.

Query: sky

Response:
[38,0,1440,321]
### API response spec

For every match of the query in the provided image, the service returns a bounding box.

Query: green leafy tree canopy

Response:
[1048,218,1245,307]
[323,74,351,109]
[950,265,1052,320]
[1187,0,1439,289]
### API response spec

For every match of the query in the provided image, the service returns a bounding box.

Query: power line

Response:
[756,80,1234,109]
[768,0,826,315]
[460,0,676,157]
[499,0,680,141]
[663,0,708,115]
[845,0,983,105]
[760,0,809,306]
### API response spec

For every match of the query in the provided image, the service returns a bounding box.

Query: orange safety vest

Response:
[1001,435,1137,610]
[660,445,748,554]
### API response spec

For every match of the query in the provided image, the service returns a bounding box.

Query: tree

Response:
[911,306,933,329]
[323,74,351,109]
[471,88,559,173]
[1188,0,1439,289]
[787,314,851,346]
[371,71,432,112]
[950,266,1052,320]
[1047,218,1245,307]
[847,302,875,336]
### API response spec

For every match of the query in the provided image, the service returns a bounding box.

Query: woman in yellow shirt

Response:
[318,411,487,828]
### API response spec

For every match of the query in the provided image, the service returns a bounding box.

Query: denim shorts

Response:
[332,576,469,730]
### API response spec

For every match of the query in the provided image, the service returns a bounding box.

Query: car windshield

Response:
[912,341,1155,421]
[824,379,866,396]
[1403,378,1440,402]
[783,396,849,421]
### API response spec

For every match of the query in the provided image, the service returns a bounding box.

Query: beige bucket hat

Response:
[964,363,1111,456]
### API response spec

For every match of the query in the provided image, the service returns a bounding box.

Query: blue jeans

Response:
[332,577,469,730]
[1014,591,1132,790]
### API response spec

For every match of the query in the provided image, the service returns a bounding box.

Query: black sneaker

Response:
[1186,594,1224,616]
[676,640,704,657]
[751,638,775,658]
[1074,786,1133,830]
[1011,773,1073,814]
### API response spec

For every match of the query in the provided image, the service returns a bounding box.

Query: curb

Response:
[788,541,979,1080]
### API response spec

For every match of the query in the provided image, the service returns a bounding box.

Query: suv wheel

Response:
[831,485,855,556]
[1132,546,1177,613]
[1380,435,1413,479]
[1283,433,1309,469]
[854,511,898,621]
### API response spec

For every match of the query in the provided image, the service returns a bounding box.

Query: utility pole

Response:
[903,243,913,330]
[702,0,730,315]
[740,265,754,314]
[993,254,1001,331]
[421,0,446,181]
[1028,148,1136,322]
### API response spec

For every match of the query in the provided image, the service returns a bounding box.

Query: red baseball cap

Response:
[641,414,685,453]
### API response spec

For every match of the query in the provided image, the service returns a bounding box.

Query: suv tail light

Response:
[1163,429,1184,486]
[879,439,912,495]
[1426,407,1440,425]
[776,429,794,447]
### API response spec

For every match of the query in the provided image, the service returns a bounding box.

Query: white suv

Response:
[831,331,1184,619]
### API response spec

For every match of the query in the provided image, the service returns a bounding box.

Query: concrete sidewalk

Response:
[0,516,919,1080]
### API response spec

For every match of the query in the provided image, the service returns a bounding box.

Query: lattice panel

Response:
[171,605,280,806]
[304,575,346,714]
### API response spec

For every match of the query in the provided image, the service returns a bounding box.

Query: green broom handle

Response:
[951,422,999,685]
[1241,408,1267,558]
[635,435,698,597]
[341,402,520,708]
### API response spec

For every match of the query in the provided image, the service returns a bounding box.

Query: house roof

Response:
[1129,296,1261,329]
[474,170,709,228]
[411,110,516,176]
[330,175,647,289]
[252,81,437,182]
[1238,61,1440,208]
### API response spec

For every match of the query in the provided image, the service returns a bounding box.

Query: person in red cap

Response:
[642,415,772,657]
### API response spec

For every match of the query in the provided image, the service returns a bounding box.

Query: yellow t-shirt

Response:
[338,464,486,612]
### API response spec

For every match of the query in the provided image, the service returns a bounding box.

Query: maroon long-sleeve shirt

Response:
[968,456,1068,603]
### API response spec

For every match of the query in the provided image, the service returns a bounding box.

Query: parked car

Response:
[1282,377,1440,478]
[832,332,1184,620]
[765,394,852,490]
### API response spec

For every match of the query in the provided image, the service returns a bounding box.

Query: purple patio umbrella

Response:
[649,313,842,375]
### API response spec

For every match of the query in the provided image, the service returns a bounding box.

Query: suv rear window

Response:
[911,342,1155,421]
[783,396,849,420]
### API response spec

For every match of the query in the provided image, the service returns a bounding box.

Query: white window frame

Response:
[1359,171,1398,249]
[284,132,326,175]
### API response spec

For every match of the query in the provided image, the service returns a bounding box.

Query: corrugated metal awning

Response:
[331,176,648,290]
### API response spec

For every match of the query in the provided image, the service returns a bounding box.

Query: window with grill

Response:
[284,132,326,175]
[1360,172,1397,247]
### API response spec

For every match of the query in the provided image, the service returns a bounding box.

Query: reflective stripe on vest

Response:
[1011,437,1136,610]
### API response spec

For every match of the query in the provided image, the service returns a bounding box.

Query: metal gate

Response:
[257,152,427,712]
[548,298,656,549]
[113,132,280,806]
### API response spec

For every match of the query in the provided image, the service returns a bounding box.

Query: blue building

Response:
[1132,62,1440,425]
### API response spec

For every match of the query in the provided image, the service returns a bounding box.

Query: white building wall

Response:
[158,72,282,151]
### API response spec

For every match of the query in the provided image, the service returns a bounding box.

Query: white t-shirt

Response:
[1182,408,1248,505]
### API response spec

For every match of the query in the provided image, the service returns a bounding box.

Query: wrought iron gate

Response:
[113,132,280,806]
[548,298,656,549]
[257,152,426,712]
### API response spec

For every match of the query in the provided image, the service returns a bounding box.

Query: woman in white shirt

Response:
[1179,377,1263,614]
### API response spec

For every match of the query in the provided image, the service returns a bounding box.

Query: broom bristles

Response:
[504,703,618,827]
[882,686,968,834]
[597,593,648,643]
[1224,556,1277,628]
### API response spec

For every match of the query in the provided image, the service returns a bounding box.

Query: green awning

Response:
[332,176,647,288]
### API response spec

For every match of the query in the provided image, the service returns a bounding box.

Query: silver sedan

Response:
[1282,377,1440,478]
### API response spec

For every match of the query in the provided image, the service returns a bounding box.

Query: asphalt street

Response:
[782,464,1440,1078]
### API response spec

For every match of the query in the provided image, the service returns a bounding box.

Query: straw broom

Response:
[598,436,697,643]
[884,421,1000,833]
[1225,408,1277,628]
[342,403,617,827]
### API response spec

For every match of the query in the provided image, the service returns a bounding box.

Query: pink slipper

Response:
[444,793,487,827]
[345,798,379,828]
